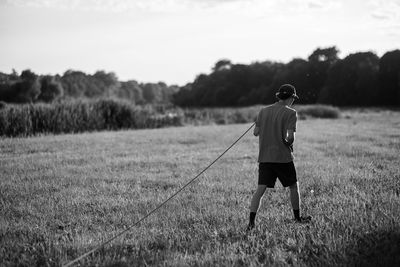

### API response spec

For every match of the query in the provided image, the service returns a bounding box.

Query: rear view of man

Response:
[247,84,311,230]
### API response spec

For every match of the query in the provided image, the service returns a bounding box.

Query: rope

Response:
[63,122,255,267]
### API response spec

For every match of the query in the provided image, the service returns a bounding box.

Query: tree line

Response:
[174,47,400,106]
[1,46,399,107]
[0,70,179,104]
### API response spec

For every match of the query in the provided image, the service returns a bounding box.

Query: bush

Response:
[181,105,341,125]
[0,101,7,109]
[182,106,260,125]
[296,105,341,119]
[0,108,9,136]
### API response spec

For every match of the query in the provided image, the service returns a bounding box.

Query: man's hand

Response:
[253,126,259,136]
[283,140,294,152]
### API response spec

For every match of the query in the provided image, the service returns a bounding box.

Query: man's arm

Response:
[285,129,295,145]
[284,111,297,151]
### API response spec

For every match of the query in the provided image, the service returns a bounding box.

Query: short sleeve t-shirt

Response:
[255,102,297,163]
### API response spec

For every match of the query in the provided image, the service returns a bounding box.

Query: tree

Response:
[307,47,339,103]
[260,63,289,104]
[161,84,180,103]
[38,75,64,102]
[61,70,121,99]
[172,83,193,106]
[237,61,279,105]
[93,71,120,97]
[141,83,163,103]
[61,70,88,98]
[265,59,310,104]
[117,80,144,104]
[212,59,232,72]
[0,74,12,102]
[379,50,400,105]
[318,52,379,106]
[12,70,41,103]
[308,47,339,64]
[173,60,284,107]
[0,69,19,83]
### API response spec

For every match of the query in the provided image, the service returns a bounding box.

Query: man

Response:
[247,84,311,230]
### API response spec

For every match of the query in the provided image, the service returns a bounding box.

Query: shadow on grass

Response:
[302,229,400,266]
[344,229,400,267]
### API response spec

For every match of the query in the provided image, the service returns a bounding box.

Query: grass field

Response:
[1,109,400,266]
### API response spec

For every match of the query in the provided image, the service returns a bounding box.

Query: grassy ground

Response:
[1,109,399,266]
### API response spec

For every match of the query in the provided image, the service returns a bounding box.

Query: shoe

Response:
[295,216,312,223]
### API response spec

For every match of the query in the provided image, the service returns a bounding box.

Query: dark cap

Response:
[275,84,299,100]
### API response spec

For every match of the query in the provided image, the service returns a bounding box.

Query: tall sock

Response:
[293,209,300,220]
[249,212,256,225]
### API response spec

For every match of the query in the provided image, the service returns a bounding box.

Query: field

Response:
[1,109,400,266]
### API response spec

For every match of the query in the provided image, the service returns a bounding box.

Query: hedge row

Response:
[0,100,182,137]
[0,100,341,137]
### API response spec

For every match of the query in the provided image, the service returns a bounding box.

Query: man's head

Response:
[276,84,299,106]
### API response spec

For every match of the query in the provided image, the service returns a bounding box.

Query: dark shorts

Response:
[258,162,297,188]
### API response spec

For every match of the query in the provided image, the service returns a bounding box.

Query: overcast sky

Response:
[1,0,399,85]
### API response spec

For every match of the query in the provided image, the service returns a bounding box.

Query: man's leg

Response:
[248,184,267,229]
[289,182,300,219]
[289,182,311,222]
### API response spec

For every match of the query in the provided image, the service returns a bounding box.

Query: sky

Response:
[0,0,399,85]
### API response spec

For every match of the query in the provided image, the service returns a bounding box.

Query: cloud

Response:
[255,0,343,14]
[1,0,162,12]
[371,12,391,20]
[0,0,344,14]
[368,0,400,21]
[307,1,324,9]
[0,0,255,12]
[306,0,342,10]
